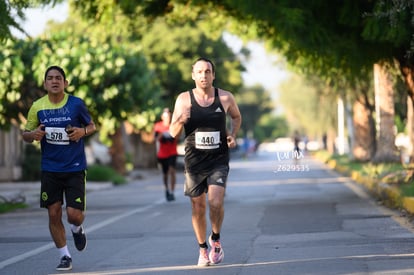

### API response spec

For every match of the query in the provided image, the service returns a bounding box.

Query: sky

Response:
[222,32,290,91]
[13,2,69,38]
[15,2,290,98]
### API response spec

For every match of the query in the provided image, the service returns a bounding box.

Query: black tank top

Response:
[184,88,229,172]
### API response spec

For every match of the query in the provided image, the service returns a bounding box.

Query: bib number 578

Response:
[51,132,64,140]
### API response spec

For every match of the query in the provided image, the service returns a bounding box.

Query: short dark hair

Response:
[193,57,215,73]
[44,65,66,81]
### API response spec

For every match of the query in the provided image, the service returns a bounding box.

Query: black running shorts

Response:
[157,155,177,174]
[184,165,229,197]
[40,171,86,211]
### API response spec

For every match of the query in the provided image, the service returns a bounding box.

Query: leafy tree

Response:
[0,38,44,129]
[255,114,289,143]
[138,16,244,109]
[62,2,244,169]
[0,0,64,40]
[235,85,274,138]
[37,34,162,173]
[279,74,337,139]
[363,1,414,161]
[65,0,383,156]
[9,0,414,162]
[2,1,246,172]
[0,32,162,174]
[6,1,414,92]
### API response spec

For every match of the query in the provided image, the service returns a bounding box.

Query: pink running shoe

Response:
[197,248,210,267]
[208,235,224,264]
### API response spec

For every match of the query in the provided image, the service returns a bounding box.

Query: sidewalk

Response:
[0,168,159,208]
[0,181,113,207]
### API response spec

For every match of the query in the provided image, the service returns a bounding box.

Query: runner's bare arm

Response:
[170,92,191,138]
[225,92,241,148]
[22,124,45,143]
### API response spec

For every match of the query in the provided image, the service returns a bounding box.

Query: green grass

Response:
[312,150,331,162]
[401,182,414,197]
[0,202,27,214]
[314,151,404,178]
[330,154,366,173]
[314,150,414,197]
[87,164,127,185]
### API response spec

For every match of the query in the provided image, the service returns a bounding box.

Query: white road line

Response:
[0,198,164,270]
[0,243,55,270]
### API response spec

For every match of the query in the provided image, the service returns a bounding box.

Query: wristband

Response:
[84,127,87,136]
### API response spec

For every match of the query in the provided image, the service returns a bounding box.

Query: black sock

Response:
[199,242,208,249]
[211,232,220,241]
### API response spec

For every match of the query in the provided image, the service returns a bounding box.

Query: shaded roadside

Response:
[319,155,414,216]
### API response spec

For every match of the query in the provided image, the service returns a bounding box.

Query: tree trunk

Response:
[404,96,414,180]
[352,95,375,161]
[407,95,414,163]
[345,97,354,159]
[130,131,158,169]
[372,61,399,163]
[400,62,414,162]
[0,124,23,181]
[337,97,346,155]
[327,129,336,154]
[109,125,126,175]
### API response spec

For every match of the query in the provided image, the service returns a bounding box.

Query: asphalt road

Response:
[1,151,414,275]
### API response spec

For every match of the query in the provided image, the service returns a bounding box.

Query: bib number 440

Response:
[200,136,215,145]
[195,131,220,150]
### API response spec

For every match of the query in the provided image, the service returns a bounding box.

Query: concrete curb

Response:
[403,197,414,213]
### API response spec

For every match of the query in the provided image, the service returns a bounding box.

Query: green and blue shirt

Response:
[25,93,92,172]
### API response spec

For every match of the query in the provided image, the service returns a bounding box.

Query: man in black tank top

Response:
[170,58,242,266]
